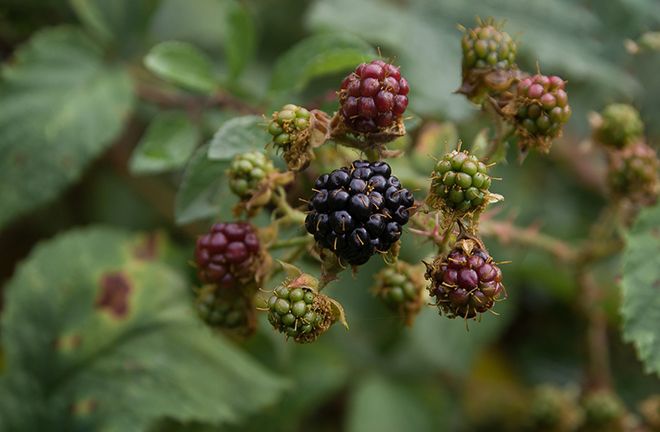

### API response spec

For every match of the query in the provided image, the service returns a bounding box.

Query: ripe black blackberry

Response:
[305,160,415,265]
[194,222,263,289]
[338,60,410,134]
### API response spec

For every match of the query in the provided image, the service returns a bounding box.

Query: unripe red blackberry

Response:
[373,262,425,325]
[228,151,276,200]
[267,104,330,171]
[338,59,409,134]
[267,283,335,343]
[425,237,505,319]
[194,285,256,336]
[608,141,659,206]
[305,160,415,266]
[427,149,492,215]
[593,103,644,149]
[194,222,263,289]
[505,74,571,153]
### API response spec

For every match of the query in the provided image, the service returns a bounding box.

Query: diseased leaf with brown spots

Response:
[0,227,286,431]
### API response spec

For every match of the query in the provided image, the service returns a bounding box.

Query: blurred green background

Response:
[0,0,659,431]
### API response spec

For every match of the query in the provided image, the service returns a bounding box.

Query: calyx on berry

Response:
[305,159,415,266]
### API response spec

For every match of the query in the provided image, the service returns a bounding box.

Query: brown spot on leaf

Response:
[133,233,159,260]
[96,272,131,318]
[652,227,660,239]
[54,333,82,352]
[654,279,660,289]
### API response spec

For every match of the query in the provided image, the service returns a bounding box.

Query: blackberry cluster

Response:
[429,150,491,214]
[338,59,410,133]
[593,103,644,149]
[267,284,334,343]
[305,160,415,265]
[228,151,275,199]
[426,238,505,319]
[194,286,255,335]
[608,142,659,206]
[461,19,517,73]
[508,74,571,151]
[373,262,424,325]
[194,222,262,288]
[267,104,311,148]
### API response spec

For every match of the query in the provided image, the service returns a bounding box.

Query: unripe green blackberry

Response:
[458,18,519,103]
[228,151,276,200]
[506,74,571,153]
[267,104,330,171]
[462,18,517,73]
[425,237,505,320]
[427,149,492,215]
[194,285,256,336]
[267,104,312,148]
[593,104,644,149]
[608,141,659,206]
[373,262,425,325]
[267,283,335,343]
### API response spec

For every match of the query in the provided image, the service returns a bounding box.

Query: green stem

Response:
[269,235,313,250]
[273,187,307,225]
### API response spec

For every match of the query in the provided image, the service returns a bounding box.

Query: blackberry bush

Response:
[337,59,409,134]
[194,222,265,289]
[425,236,505,320]
[305,160,415,265]
[427,149,493,215]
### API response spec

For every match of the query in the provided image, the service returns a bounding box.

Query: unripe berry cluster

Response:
[194,286,255,335]
[305,160,415,265]
[228,151,275,199]
[461,20,516,72]
[429,150,492,214]
[267,284,334,343]
[593,103,644,149]
[373,262,425,325]
[268,104,311,147]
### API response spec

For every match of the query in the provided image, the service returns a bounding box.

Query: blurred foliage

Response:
[1,0,659,431]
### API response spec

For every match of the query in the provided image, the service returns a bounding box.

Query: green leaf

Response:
[622,202,660,377]
[207,115,269,161]
[175,144,233,224]
[346,375,435,432]
[0,227,286,431]
[269,33,376,96]
[224,1,256,80]
[129,111,199,174]
[0,27,133,230]
[144,41,218,93]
